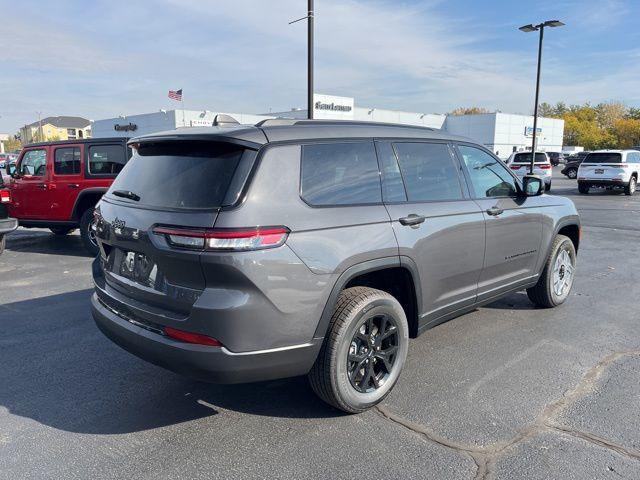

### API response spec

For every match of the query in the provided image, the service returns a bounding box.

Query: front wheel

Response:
[625,176,637,196]
[0,235,4,255]
[527,234,576,308]
[79,208,99,256]
[308,287,409,413]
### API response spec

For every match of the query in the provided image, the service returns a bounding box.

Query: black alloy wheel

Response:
[347,314,399,393]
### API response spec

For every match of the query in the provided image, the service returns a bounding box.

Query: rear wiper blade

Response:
[112,190,141,201]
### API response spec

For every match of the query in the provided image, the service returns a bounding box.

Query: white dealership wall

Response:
[91,110,275,138]
[444,113,565,158]
[92,94,563,156]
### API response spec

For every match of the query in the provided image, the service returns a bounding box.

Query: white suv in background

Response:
[507,152,553,191]
[577,150,640,195]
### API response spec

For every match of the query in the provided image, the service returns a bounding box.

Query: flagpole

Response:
[181,90,186,127]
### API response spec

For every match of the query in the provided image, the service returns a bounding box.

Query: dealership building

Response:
[92,93,564,158]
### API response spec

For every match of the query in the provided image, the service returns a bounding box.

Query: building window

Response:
[67,128,77,139]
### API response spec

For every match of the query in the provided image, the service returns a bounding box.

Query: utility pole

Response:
[36,111,43,143]
[307,0,314,119]
[519,20,564,175]
[290,0,315,119]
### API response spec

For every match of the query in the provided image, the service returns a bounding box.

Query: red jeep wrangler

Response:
[7,138,130,255]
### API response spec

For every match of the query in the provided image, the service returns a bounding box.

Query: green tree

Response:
[611,118,640,148]
[449,107,491,115]
[3,134,22,153]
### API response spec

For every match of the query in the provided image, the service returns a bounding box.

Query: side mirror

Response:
[522,175,543,196]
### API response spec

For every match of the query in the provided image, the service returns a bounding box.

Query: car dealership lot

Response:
[1,170,639,479]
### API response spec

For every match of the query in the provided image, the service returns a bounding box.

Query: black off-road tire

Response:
[50,227,74,236]
[578,182,589,194]
[308,287,409,414]
[0,235,4,255]
[624,176,637,196]
[527,234,576,308]
[79,208,99,256]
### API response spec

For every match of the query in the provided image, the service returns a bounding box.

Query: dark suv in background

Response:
[91,120,580,413]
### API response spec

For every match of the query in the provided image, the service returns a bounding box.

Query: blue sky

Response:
[1,0,638,132]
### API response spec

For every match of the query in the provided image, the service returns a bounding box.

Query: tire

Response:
[624,176,637,196]
[0,235,4,255]
[79,208,99,256]
[50,227,74,236]
[566,168,577,179]
[308,287,409,413]
[578,182,589,194]
[545,181,551,192]
[527,234,576,308]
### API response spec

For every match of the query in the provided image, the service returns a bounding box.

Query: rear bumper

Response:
[0,217,18,235]
[91,293,322,383]
[578,179,627,187]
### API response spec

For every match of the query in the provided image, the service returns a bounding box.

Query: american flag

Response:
[168,89,183,101]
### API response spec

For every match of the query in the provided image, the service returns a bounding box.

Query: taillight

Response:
[510,165,521,170]
[164,326,222,347]
[153,226,290,251]
[539,164,552,170]
[0,189,10,203]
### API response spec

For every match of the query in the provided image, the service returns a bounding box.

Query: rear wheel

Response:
[578,182,589,194]
[50,227,74,236]
[79,208,99,256]
[566,168,577,179]
[0,235,4,255]
[625,176,637,196]
[308,287,409,413]
[527,234,576,308]
[545,181,551,192]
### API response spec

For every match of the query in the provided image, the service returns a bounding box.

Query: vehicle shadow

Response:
[4,228,92,258]
[0,289,339,436]
[484,291,537,310]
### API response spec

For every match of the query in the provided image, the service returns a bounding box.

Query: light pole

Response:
[519,20,564,174]
[290,0,315,119]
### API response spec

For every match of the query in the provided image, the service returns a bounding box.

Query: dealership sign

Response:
[524,126,542,137]
[314,101,352,112]
[114,122,138,132]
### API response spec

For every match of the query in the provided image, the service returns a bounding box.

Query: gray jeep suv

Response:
[91,120,580,413]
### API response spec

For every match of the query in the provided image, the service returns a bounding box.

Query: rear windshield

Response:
[585,153,622,164]
[513,153,548,163]
[106,141,248,209]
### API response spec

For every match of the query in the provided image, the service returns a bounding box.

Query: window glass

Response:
[458,145,518,198]
[392,142,463,202]
[301,142,382,206]
[512,152,548,163]
[88,145,127,176]
[585,152,622,164]
[54,147,81,175]
[20,149,47,176]
[376,142,407,202]
[108,141,245,209]
[628,152,640,163]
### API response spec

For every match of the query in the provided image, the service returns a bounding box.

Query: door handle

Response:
[36,183,47,190]
[486,206,504,216]
[67,184,80,188]
[399,214,426,226]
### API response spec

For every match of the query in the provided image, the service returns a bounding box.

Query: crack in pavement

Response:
[375,349,640,480]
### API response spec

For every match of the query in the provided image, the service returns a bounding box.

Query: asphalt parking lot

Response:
[1,168,639,480]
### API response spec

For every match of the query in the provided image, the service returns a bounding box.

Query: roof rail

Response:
[255,118,435,131]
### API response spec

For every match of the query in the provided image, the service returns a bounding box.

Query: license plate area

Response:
[106,248,160,289]
[595,168,604,174]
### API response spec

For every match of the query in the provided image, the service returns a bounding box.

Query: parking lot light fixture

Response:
[519,19,565,174]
